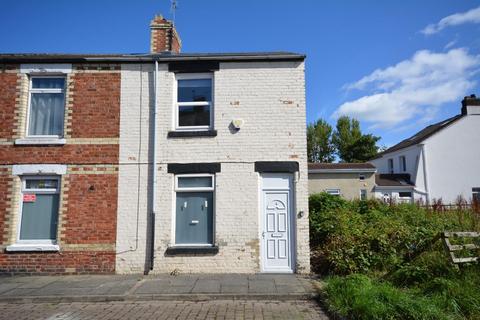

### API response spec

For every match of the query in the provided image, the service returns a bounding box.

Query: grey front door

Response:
[175,192,213,245]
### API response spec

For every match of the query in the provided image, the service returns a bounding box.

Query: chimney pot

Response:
[150,14,181,54]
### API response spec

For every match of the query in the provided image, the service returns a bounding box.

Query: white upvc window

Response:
[360,189,367,200]
[399,156,407,172]
[174,73,213,131]
[17,176,61,245]
[26,76,66,138]
[174,174,215,246]
[472,188,480,203]
[388,159,394,174]
[326,189,341,196]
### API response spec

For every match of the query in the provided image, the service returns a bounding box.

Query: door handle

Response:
[262,231,265,238]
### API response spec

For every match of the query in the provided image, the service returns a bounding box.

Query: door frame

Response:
[259,173,296,273]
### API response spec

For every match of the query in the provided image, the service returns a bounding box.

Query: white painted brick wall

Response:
[116,61,310,274]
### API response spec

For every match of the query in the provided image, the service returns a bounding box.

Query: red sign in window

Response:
[23,194,36,202]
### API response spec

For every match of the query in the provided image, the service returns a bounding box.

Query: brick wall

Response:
[70,72,121,138]
[62,174,118,244]
[0,63,120,275]
[0,145,118,164]
[0,251,115,275]
[0,168,12,246]
[0,72,17,139]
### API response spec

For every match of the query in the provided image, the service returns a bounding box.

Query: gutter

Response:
[146,60,159,274]
[374,185,415,190]
[308,169,377,174]
[0,53,306,64]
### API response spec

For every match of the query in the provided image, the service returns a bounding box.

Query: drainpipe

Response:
[146,60,159,274]
[421,144,430,204]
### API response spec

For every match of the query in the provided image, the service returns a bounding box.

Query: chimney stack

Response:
[461,94,480,115]
[150,15,181,54]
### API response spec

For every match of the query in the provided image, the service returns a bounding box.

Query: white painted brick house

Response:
[370,95,480,205]
[114,18,310,274]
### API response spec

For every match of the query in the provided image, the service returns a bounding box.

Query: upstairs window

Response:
[27,77,65,137]
[175,74,213,131]
[388,159,394,174]
[399,156,407,172]
[359,174,365,181]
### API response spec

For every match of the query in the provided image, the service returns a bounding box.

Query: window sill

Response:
[15,138,66,146]
[165,245,219,255]
[5,244,60,252]
[167,130,217,138]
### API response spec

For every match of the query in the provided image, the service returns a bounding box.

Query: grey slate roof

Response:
[375,114,463,158]
[375,174,415,187]
[0,52,305,63]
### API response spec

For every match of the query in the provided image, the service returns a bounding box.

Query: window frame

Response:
[399,156,407,172]
[360,189,367,200]
[398,191,412,199]
[174,73,214,132]
[388,158,394,174]
[325,189,341,196]
[17,175,61,245]
[472,188,480,202]
[26,76,66,138]
[172,173,215,247]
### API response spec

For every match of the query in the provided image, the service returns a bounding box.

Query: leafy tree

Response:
[332,116,380,162]
[348,134,381,162]
[307,119,335,163]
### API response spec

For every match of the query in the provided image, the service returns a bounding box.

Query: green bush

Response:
[309,192,479,275]
[312,193,480,319]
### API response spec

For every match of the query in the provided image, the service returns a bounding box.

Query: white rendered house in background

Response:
[370,95,480,204]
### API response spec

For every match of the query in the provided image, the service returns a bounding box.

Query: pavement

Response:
[0,274,321,303]
[0,300,329,320]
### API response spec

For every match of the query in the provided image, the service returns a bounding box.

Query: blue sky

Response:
[1,0,479,147]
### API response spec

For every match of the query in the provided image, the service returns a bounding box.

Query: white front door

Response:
[261,174,294,273]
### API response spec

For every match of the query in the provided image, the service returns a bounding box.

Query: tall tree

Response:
[307,119,335,163]
[332,116,380,162]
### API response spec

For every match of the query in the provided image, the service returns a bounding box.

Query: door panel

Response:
[262,185,293,272]
[175,192,213,244]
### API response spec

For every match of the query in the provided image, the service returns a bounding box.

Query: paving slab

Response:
[248,279,276,293]
[0,274,319,303]
[191,279,220,293]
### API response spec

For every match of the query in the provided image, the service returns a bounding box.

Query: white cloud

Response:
[421,6,480,35]
[334,48,480,128]
[444,39,457,50]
